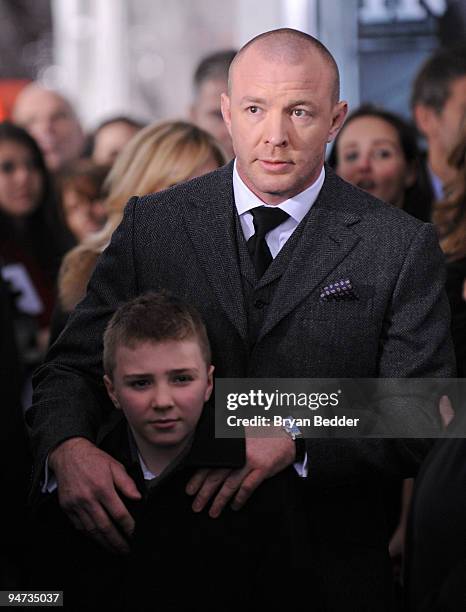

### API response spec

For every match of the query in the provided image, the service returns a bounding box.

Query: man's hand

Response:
[439,394,454,429]
[49,437,141,553]
[186,428,296,518]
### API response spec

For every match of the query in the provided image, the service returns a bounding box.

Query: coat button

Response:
[254,299,267,309]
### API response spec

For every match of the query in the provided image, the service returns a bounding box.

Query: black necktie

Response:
[247,206,290,278]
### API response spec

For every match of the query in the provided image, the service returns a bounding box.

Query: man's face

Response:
[221,47,347,205]
[14,88,84,172]
[416,75,466,158]
[191,78,234,159]
[104,340,214,457]
[435,76,466,156]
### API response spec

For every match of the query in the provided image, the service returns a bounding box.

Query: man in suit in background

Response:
[411,44,466,216]
[189,49,236,160]
[29,29,453,610]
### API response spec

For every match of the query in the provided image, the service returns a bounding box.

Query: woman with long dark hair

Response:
[0,121,72,362]
[328,104,432,221]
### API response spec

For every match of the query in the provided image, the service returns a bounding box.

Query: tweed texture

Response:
[28,161,454,610]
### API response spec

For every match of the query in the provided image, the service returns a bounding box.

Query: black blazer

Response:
[28,162,455,610]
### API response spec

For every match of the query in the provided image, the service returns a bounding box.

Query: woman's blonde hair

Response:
[89,119,225,252]
[58,120,225,310]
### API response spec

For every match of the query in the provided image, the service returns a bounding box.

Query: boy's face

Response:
[104,339,214,451]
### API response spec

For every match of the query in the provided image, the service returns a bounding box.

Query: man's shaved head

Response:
[220,27,347,206]
[229,28,340,103]
[13,83,84,172]
[14,83,75,119]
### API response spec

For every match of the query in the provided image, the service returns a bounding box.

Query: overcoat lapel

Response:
[181,163,248,341]
[257,174,362,343]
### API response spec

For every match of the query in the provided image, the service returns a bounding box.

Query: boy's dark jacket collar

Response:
[97,401,245,495]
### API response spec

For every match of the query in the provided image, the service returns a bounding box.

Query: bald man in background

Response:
[13,83,85,172]
[30,29,453,611]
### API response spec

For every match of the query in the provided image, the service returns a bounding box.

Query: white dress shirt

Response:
[233,160,325,256]
[427,164,444,201]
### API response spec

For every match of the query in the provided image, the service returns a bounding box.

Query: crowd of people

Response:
[1,26,466,611]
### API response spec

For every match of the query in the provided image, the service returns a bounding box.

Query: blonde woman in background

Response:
[50,120,225,341]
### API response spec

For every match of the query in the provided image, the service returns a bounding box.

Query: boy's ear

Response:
[205,365,215,402]
[103,374,120,409]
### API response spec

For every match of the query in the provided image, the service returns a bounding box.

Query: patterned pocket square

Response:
[320,278,358,301]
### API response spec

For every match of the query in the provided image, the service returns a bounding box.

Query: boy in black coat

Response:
[29,292,314,611]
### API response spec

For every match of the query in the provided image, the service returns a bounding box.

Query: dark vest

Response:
[234,211,308,348]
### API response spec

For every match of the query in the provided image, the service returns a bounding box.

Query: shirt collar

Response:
[126,426,157,481]
[138,451,157,481]
[427,164,444,201]
[233,159,325,223]
[131,427,194,482]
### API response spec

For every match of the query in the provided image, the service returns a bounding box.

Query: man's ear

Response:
[221,93,232,136]
[413,104,436,138]
[103,374,120,409]
[205,365,215,402]
[327,101,348,143]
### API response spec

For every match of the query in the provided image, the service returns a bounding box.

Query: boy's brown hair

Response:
[103,292,211,377]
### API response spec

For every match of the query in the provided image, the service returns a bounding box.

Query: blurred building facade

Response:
[0,0,464,128]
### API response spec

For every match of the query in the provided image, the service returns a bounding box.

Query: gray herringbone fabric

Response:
[28,161,454,610]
